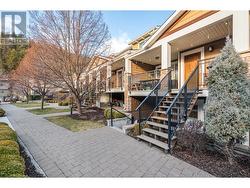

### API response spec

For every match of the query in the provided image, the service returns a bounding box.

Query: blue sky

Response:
[102,11,174,53]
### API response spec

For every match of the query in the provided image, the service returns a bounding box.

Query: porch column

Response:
[106,61,112,91]
[124,58,132,111]
[233,11,250,52]
[161,43,171,78]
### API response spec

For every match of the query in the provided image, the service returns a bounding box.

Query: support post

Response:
[184,85,188,120]
[168,109,172,153]
[138,108,141,135]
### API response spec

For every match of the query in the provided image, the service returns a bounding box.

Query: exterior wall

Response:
[131,61,156,75]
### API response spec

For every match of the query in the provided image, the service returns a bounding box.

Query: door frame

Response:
[180,47,205,87]
[116,69,123,88]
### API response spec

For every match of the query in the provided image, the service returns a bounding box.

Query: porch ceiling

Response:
[112,58,125,70]
[170,17,232,56]
[131,46,161,65]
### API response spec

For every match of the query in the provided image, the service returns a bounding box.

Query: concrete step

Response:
[137,135,169,150]
[142,128,168,139]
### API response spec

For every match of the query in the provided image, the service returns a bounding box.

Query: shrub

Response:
[176,119,208,154]
[0,160,25,177]
[0,108,5,117]
[0,123,25,177]
[0,129,17,141]
[127,124,139,137]
[205,38,250,164]
[0,154,24,163]
[104,108,126,119]
[0,140,19,149]
[0,122,9,127]
[0,146,19,155]
[58,100,69,106]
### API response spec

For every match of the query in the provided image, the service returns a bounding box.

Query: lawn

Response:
[14,102,48,108]
[46,115,104,132]
[27,107,70,115]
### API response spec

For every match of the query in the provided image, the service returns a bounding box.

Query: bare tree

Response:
[11,65,31,104]
[11,43,53,109]
[29,11,110,114]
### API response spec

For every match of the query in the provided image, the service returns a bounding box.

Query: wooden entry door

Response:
[184,52,200,89]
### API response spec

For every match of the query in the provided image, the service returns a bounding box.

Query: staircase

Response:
[137,91,198,152]
[135,64,200,152]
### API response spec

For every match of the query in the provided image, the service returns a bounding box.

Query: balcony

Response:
[107,74,124,93]
[130,69,160,91]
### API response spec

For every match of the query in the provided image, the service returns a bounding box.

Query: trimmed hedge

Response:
[0,108,5,117]
[104,108,126,119]
[58,100,69,106]
[0,122,25,177]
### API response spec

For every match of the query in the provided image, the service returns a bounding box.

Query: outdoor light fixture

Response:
[208,46,213,52]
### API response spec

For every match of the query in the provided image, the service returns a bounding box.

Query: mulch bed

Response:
[19,144,44,177]
[71,107,104,121]
[173,146,250,177]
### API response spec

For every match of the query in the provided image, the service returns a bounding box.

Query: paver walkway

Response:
[1,104,212,177]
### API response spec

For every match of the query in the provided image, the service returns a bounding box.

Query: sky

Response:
[102,11,174,53]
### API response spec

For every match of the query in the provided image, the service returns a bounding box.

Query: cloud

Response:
[110,32,130,54]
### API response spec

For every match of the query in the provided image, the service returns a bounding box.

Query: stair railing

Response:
[109,103,134,127]
[166,62,200,153]
[135,68,173,134]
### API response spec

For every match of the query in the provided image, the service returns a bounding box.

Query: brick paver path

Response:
[1,104,212,177]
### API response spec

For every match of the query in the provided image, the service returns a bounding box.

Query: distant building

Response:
[0,75,11,101]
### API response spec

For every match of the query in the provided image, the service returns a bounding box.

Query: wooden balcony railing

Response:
[129,69,161,92]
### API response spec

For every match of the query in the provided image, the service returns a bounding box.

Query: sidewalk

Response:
[1,104,212,177]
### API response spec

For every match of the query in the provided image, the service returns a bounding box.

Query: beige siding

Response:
[159,10,218,40]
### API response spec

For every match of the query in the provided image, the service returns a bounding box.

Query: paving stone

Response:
[1,104,213,178]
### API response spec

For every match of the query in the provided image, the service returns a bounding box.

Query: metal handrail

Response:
[135,68,172,111]
[166,62,200,153]
[165,64,199,115]
[111,106,133,121]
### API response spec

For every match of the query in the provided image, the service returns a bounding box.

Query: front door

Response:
[184,52,201,89]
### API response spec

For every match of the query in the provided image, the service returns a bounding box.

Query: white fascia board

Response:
[143,10,183,49]
[151,11,234,49]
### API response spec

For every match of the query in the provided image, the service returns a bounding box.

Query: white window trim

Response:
[180,47,205,86]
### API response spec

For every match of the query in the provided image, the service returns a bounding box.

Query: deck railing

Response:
[198,57,215,89]
[129,69,161,92]
[107,76,123,91]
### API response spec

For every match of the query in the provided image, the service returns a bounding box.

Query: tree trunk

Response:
[224,140,235,165]
[26,94,29,104]
[41,94,45,110]
[75,97,82,115]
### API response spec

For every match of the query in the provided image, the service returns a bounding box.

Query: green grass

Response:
[46,115,104,132]
[27,107,70,115]
[14,102,48,108]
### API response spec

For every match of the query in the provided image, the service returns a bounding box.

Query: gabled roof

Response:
[142,11,185,49]
[128,26,160,45]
